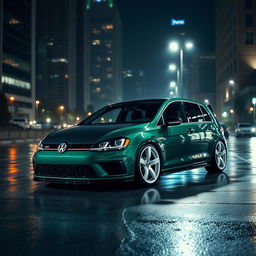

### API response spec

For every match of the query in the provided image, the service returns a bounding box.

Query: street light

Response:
[169,40,194,97]
[59,105,65,123]
[204,99,209,105]
[170,81,176,88]
[35,100,40,122]
[169,64,177,71]
[9,96,15,118]
[253,97,256,124]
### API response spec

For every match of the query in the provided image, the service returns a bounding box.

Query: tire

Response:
[206,140,227,173]
[135,144,161,186]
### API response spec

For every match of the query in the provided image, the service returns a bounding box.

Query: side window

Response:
[199,105,212,122]
[91,108,121,124]
[183,102,204,123]
[162,102,187,123]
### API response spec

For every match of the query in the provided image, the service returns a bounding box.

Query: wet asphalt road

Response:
[0,137,256,256]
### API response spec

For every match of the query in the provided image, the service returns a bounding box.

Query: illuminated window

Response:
[90,78,101,83]
[106,57,112,61]
[92,40,101,45]
[1,75,30,89]
[9,18,20,24]
[50,74,59,79]
[106,74,112,78]
[64,74,69,79]
[47,42,54,46]
[96,87,101,92]
[51,58,68,63]
[2,53,30,72]
[102,24,114,30]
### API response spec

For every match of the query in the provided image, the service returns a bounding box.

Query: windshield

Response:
[79,100,164,125]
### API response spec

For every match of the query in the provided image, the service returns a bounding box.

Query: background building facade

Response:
[0,0,35,120]
[36,0,77,112]
[85,0,122,111]
[215,0,256,123]
[123,69,144,101]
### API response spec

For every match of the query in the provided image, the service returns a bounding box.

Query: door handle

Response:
[187,128,195,134]
[207,126,215,132]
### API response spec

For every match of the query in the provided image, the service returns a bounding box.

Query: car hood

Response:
[43,124,137,145]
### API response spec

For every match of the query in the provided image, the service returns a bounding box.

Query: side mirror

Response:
[166,117,182,126]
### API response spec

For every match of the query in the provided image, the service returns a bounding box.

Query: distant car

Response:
[10,118,30,129]
[32,122,51,130]
[33,98,227,186]
[52,123,61,129]
[220,123,229,138]
[235,123,255,137]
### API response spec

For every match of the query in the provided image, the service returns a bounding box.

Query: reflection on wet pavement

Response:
[0,137,256,255]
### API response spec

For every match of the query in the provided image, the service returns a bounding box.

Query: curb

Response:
[0,138,41,145]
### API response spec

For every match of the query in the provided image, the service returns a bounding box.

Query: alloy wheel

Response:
[215,141,227,170]
[139,146,161,184]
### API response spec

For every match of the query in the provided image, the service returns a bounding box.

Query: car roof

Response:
[110,98,208,107]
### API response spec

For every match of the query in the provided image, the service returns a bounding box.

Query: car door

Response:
[182,101,210,164]
[199,104,219,153]
[159,101,191,168]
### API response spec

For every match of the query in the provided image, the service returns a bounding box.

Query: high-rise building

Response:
[36,0,78,112]
[190,55,216,110]
[215,0,256,123]
[0,0,36,120]
[123,69,145,101]
[85,0,122,111]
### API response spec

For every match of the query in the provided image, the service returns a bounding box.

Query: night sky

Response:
[116,0,215,98]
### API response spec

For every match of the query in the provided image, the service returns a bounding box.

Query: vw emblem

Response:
[58,143,68,153]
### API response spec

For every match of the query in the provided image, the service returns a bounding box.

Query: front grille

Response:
[35,164,97,178]
[100,161,126,175]
[42,144,92,151]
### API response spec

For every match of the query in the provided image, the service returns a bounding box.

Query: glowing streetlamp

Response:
[9,96,15,118]
[59,105,65,122]
[35,100,40,121]
[169,64,177,71]
[170,81,176,88]
[204,99,209,105]
[76,116,80,121]
[169,40,194,97]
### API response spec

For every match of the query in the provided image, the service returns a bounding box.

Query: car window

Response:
[91,108,122,124]
[199,105,212,122]
[183,102,204,123]
[81,100,164,125]
[162,102,187,123]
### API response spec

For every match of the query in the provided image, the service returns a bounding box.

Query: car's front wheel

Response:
[206,140,227,173]
[136,144,161,186]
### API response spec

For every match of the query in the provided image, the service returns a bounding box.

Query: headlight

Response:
[90,138,130,152]
[251,128,256,133]
[37,140,43,151]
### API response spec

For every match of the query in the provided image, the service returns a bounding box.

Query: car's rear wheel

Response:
[206,140,227,173]
[136,144,161,186]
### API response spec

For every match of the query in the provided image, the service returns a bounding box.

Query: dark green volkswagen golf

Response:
[33,98,227,186]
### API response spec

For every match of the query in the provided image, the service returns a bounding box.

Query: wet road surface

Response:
[0,137,256,255]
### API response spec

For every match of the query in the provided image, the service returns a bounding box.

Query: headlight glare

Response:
[91,138,130,152]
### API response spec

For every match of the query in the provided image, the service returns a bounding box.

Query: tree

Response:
[0,92,10,126]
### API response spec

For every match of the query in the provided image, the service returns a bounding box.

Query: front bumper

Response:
[33,149,136,183]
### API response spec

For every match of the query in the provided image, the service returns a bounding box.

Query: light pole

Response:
[9,96,15,118]
[253,97,256,124]
[35,100,40,122]
[169,40,194,97]
[59,105,65,123]
[169,64,179,96]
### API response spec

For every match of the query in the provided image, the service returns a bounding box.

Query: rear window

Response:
[199,105,212,122]
[183,102,204,123]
